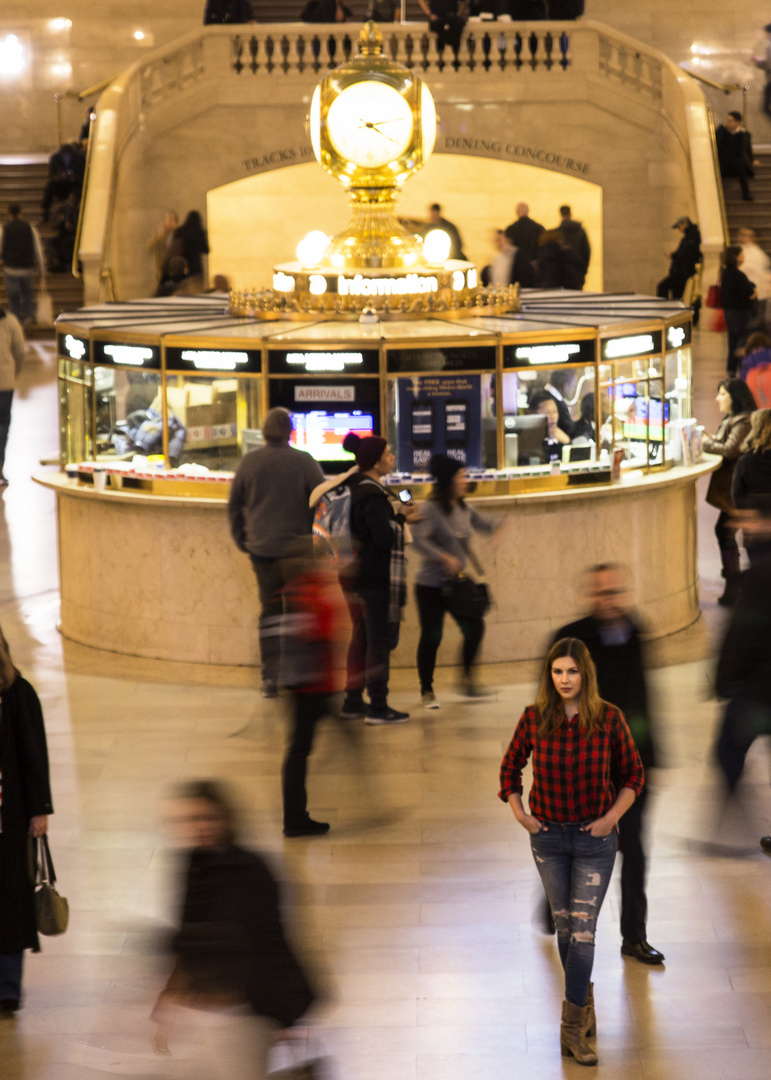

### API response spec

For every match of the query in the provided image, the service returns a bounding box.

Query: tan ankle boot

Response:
[560,1000,598,1066]
[584,982,596,1038]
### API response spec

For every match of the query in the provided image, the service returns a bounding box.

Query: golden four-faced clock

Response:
[307,22,437,269]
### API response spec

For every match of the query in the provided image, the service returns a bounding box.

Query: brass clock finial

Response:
[358,20,383,57]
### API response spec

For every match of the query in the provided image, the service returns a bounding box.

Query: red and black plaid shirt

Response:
[498,703,644,822]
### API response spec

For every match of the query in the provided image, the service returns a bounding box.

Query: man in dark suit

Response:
[550,563,664,965]
[716,111,755,202]
[505,202,545,266]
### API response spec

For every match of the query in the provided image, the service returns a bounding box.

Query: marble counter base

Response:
[47,468,703,668]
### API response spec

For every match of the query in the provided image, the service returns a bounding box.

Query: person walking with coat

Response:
[228,408,324,697]
[656,216,701,301]
[411,454,498,706]
[152,781,315,1077]
[0,306,25,486]
[550,564,663,965]
[731,408,771,565]
[702,378,756,605]
[349,435,419,724]
[0,628,54,1013]
[721,245,757,375]
[499,637,644,1065]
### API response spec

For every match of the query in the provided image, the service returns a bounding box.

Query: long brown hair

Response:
[535,638,604,737]
[0,626,18,692]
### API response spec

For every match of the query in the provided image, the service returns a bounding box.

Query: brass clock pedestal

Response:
[327,191,422,271]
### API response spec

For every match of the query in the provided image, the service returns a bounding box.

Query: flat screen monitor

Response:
[290,410,374,462]
[505,414,549,464]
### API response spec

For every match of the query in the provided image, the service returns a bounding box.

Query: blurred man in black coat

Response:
[714,505,771,855]
[716,111,755,202]
[505,202,545,266]
[656,216,701,300]
[551,564,664,965]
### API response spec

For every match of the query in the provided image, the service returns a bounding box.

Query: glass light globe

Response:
[308,275,327,296]
[423,229,452,266]
[296,231,331,268]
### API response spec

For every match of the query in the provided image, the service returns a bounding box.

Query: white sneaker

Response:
[421,692,440,709]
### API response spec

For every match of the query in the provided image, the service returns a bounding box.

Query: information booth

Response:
[40,291,715,668]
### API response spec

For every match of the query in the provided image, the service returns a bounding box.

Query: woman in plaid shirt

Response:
[499,637,644,1066]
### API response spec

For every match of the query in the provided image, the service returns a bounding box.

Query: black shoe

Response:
[760,836,771,855]
[365,706,410,725]
[340,697,367,720]
[283,818,330,838]
[718,580,740,607]
[0,999,19,1013]
[260,681,278,699]
[621,939,665,964]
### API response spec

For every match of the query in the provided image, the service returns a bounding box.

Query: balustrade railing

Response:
[228,25,571,77]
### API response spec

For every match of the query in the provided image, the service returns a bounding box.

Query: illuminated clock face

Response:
[421,82,437,161]
[326,80,414,170]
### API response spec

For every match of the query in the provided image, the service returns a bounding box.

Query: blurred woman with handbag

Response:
[0,627,53,1013]
[721,245,757,375]
[411,454,498,707]
[702,378,757,605]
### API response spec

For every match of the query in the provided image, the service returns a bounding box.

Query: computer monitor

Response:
[290,410,374,463]
[505,414,549,465]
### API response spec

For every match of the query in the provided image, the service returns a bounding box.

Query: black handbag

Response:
[442,541,491,620]
[35,835,69,936]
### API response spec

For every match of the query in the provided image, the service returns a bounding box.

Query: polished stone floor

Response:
[1,329,770,1080]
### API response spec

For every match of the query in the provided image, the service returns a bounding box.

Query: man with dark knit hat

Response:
[228,407,325,698]
[348,434,420,724]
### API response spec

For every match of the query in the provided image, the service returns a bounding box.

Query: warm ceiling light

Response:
[49,18,72,32]
[134,30,145,40]
[0,34,26,79]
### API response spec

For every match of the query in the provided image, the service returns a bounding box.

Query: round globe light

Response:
[296,231,331,268]
[422,229,451,266]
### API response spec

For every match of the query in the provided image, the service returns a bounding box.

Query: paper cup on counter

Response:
[92,469,108,492]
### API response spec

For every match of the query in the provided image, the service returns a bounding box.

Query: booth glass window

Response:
[94,367,163,462]
[386,373,497,473]
[501,364,597,468]
[599,359,668,470]
[58,360,92,465]
[164,375,261,470]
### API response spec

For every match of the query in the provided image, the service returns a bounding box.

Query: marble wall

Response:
[53,468,704,669]
[1,4,767,154]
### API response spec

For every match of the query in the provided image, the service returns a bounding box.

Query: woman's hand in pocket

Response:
[520,815,547,836]
[584,815,615,837]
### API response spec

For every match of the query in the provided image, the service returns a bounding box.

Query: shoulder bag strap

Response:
[459,536,485,578]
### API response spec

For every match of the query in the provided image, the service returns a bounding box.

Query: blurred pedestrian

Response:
[228,408,324,697]
[147,210,179,285]
[731,410,771,565]
[412,454,498,706]
[426,203,466,260]
[702,378,756,605]
[280,544,347,837]
[714,506,771,838]
[739,331,771,382]
[152,781,315,1078]
[716,112,755,202]
[0,305,25,487]
[0,204,46,328]
[350,436,419,724]
[164,211,209,291]
[480,230,535,289]
[504,203,545,265]
[551,565,663,965]
[204,0,254,23]
[736,228,769,317]
[721,245,757,374]
[309,436,365,720]
[537,229,585,290]
[499,638,644,1065]
[0,628,54,1013]
[557,205,591,288]
[656,216,701,301]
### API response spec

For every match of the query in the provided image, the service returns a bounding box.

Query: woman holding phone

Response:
[499,638,644,1065]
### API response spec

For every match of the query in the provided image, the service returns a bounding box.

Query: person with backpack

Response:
[349,435,420,725]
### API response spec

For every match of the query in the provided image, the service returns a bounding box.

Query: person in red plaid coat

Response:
[499,637,643,1066]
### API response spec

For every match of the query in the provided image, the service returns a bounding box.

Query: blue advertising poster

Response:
[396,374,482,471]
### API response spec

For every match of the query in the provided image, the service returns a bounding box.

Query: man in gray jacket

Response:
[228,408,324,697]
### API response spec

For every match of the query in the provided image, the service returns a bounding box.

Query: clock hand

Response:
[358,121,396,142]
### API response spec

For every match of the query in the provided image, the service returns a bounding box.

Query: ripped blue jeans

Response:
[530,821,617,1007]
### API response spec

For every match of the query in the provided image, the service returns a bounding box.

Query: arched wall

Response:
[206,155,604,293]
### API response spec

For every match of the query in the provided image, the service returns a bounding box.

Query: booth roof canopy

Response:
[55,291,689,342]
